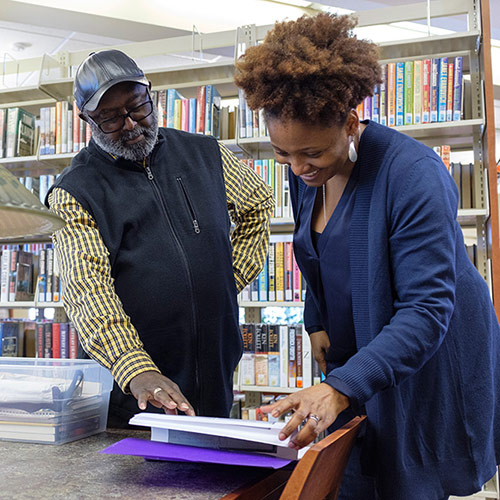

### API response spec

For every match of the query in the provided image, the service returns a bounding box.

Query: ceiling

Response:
[0,0,498,88]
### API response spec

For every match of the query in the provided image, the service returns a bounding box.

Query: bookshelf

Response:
[0,1,498,495]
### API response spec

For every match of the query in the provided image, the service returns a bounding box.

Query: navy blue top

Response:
[300,166,360,401]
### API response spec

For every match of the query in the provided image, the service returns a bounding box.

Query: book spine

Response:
[72,104,80,152]
[267,324,280,387]
[438,57,448,122]
[188,98,197,134]
[43,322,52,358]
[275,241,284,302]
[302,326,312,388]
[430,58,440,123]
[446,61,454,122]
[0,249,11,302]
[284,241,293,301]
[45,246,53,302]
[395,62,405,126]
[268,243,276,302]
[295,325,303,388]
[52,322,61,358]
[379,64,387,126]
[387,63,396,126]
[279,325,288,388]
[35,321,44,358]
[413,60,422,125]
[372,86,380,124]
[293,252,301,302]
[69,323,78,359]
[8,249,18,302]
[453,56,463,121]
[422,59,431,123]
[38,248,46,302]
[60,322,69,358]
[404,61,413,125]
[288,326,296,388]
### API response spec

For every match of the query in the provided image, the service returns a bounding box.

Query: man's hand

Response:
[309,330,330,375]
[129,371,196,416]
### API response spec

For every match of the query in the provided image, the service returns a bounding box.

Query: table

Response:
[0,429,277,500]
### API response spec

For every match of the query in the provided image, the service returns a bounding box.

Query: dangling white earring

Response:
[348,136,358,163]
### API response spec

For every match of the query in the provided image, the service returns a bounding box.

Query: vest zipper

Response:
[142,158,201,415]
[176,177,201,234]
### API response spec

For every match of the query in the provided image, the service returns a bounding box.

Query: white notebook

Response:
[129,413,309,460]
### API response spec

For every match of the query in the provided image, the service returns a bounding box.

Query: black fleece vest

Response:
[47,128,242,419]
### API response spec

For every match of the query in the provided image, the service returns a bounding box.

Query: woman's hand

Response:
[309,330,330,375]
[260,383,350,449]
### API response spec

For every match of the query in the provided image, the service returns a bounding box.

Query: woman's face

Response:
[267,115,356,187]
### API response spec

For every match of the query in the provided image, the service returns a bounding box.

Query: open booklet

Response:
[128,413,310,461]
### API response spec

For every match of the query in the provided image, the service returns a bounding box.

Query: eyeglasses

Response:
[90,99,154,134]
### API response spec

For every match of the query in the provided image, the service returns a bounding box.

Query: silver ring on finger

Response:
[153,387,162,398]
[308,413,320,424]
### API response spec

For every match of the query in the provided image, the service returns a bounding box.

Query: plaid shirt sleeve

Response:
[219,142,274,292]
[48,188,160,393]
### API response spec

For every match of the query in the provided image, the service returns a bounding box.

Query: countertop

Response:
[0,429,273,500]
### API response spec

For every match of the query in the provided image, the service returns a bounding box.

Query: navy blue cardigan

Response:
[290,121,500,499]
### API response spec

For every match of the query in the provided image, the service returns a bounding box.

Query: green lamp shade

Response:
[0,165,65,242]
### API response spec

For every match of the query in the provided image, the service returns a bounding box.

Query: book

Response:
[395,62,405,126]
[240,324,255,386]
[129,413,309,461]
[0,322,21,356]
[255,324,268,386]
[413,60,422,124]
[438,57,448,122]
[387,63,396,126]
[453,56,463,121]
[267,324,280,387]
[404,61,413,125]
[422,59,431,123]
[430,58,440,122]
[279,325,289,388]
[5,107,35,157]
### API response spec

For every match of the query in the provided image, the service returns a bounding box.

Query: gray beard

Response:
[89,106,159,162]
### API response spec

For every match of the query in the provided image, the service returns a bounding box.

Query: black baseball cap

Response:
[74,49,149,113]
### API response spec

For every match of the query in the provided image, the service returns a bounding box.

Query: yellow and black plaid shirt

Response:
[48,142,273,392]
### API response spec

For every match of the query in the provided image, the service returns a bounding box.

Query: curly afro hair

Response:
[234,13,381,125]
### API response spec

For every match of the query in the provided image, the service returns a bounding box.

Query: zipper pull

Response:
[193,219,201,234]
[145,165,154,181]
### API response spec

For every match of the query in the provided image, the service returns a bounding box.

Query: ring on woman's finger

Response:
[153,387,162,398]
[308,414,320,424]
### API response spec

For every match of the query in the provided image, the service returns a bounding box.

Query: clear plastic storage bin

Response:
[0,357,113,444]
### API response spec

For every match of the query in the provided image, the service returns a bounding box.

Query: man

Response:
[46,49,273,426]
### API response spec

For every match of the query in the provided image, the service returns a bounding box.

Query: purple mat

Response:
[100,438,292,469]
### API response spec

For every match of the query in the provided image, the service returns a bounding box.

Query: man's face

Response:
[85,81,158,162]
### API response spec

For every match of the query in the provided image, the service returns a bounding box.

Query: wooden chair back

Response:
[279,415,366,500]
[221,415,366,500]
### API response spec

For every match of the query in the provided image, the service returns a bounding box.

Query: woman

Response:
[234,13,500,500]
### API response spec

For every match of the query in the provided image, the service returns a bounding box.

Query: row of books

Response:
[238,323,320,389]
[18,173,59,205]
[34,321,80,359]
[39,102,91,155]
[0,107,36,158]
[151,84,223,138]
[241,158,291,219]
[0,244,62,304]
[450,162,475,210]
[238,89,269,139]
[358,57,464,126]
[0,320,81,358]
[240,236,305,303]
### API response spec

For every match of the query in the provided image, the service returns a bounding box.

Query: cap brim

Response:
[83,75,149,112]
